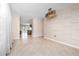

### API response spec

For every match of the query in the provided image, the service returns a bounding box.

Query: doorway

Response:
[20,23,32,39]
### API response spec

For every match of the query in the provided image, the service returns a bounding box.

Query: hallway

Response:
[1,3,79,56]
[9,37,79,56]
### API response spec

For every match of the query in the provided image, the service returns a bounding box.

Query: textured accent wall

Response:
[44,5,79,48]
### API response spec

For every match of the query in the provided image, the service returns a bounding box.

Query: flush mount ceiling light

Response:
[45,8,56,19]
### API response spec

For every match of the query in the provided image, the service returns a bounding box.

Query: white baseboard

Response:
[32,35,43,37]
[44,37,79,49]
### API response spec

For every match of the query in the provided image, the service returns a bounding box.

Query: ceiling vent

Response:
[45,8,56,19]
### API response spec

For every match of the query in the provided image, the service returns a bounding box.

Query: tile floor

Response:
[9,37,79,56]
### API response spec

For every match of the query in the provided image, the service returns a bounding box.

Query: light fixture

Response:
[45,8,56,19]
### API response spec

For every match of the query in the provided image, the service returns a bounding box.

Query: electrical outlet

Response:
[54,35,56,37]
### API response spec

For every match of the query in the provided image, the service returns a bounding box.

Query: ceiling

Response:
[9,3,79,24]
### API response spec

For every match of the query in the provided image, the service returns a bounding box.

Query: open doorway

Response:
[20,16,33,39]
[20,23,32,39]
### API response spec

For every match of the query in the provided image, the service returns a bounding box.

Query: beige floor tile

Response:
[9,37,79,56]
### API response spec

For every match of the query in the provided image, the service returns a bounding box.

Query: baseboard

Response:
[32,35,43,38]
[32,36,43,38]
[44,37,79,49]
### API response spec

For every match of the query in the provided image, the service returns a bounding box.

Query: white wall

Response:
[32,17,43,37]
[11,16,20,40]
[44,5,79,48]
[0,3,12,55]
